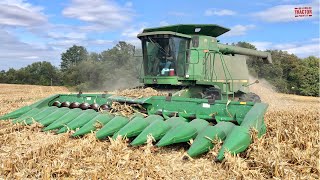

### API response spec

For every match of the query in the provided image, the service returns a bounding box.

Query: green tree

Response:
[62,41,141,91]
[5,68,18,84]
[268,50,302,93]
[298,56,319,96]
[101,41,135,66]
[88,52,102,61]
[18,61,61,85]
[236,42,264,77]
[61,45,88,72]
[0,70,7,82]
[236,41,257,50]
[0,62,62,86]
[270,50,300,80]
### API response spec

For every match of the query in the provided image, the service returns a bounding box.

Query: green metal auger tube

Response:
[0,24,272,161]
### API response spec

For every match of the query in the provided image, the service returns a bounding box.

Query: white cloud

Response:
[78,25,107,32]
[0,0,137,70]
[48,32,86,40]
[285,44,320,57]
[48,39,83,49]
[0,0,47,26]
[121,26,144,38]
[159,21,169,26]
[121,26,145,47]
[89,40,113,45]
[223,24,256,37]
[253,0,319,22]
[311,38,320,42]
[273,43,297,50]
[251,39,320,57]
[123,39,141,47]
[205,9,236,16]
[125,1,133,7]
[24,56,39,59]
[250,42,273,50]
[0,29,60,69]
[168,11,189,17]
[49,38,114,49]
[63,0,133,30]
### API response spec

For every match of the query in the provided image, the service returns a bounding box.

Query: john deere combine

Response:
[1,24,272,161]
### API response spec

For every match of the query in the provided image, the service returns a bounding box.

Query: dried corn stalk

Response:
[115,87,167,98]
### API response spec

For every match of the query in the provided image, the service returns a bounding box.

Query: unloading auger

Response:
[1,24,272,161]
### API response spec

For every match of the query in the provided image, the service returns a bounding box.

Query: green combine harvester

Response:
[1,24,272,161]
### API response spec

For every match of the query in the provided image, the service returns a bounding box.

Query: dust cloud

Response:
[102,77,141,91]
[248,75,320,110]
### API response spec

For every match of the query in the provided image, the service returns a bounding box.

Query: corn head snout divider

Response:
[1,24,271,161]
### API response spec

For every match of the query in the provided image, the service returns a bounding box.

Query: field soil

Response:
[0,83,319,179]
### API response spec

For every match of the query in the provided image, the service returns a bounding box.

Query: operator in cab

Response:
[158,41,175,76]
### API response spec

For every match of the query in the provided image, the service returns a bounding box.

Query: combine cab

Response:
[1,24,272,161]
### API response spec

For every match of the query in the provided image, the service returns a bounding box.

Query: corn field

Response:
[0,83,319,179]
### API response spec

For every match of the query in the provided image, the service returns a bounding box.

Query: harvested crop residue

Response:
[0,83,319,179]
[0,84,68,116]
[110,102,147,117]
[115,87,167,98]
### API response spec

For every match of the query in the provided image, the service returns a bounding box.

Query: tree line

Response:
[237,42,319,96]
[0,41,318,96]
[0,41,141,91]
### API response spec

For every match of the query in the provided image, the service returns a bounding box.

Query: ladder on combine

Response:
[203,51,234,100]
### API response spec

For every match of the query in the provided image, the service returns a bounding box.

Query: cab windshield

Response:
[142,35,189,76]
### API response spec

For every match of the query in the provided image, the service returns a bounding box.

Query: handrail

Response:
[217,52,234,99]
[203,51,235,100]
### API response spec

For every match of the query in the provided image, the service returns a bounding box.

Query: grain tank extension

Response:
[1,24,272,161]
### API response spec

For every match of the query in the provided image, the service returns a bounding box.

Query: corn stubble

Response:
[0,83,319,179]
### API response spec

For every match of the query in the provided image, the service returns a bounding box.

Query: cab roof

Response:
[142,24,230,37]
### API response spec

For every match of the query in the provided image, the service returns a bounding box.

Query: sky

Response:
[0,0,319,70]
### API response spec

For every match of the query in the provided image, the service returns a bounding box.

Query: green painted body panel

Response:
[131,117,187,145]
[187,122,235,157]
[113,115,163,139]
[138,31,192,39]
[216,126,251,161]
[143,76,181,85]
[215,103,268,160]
[112,117,147,139]
[146,96,253,122]
[0,24,271,161]
[96,116,129,139]
[144,115,164,123]
[156,119,209,147]
[72,113,114,137]
[37,108,69,125]
[1,106,32,120]
[43,109,86,131]
[140,24,230,37]
[138,24,272,97]
[12,108,43,123]
[57,110,99,133]
[24,107,58,125]
[0,92,269,160]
